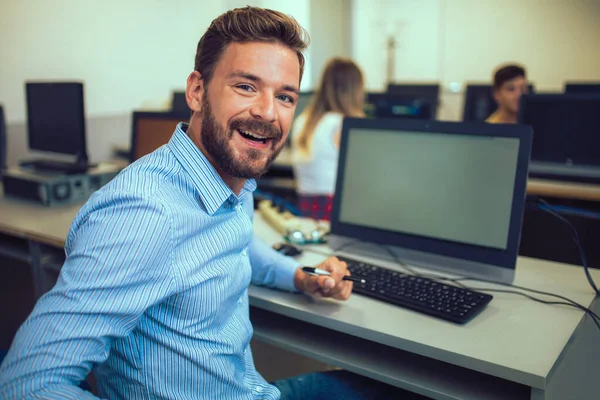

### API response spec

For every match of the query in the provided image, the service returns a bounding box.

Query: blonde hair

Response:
[295,58,365,154]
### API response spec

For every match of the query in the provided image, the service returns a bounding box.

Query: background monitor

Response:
[386,83,440,100]
[564,83,600,94]
[330,118,532,283]
[130,111,191,161]
[519,94,600,167]
[171,91,191,113]
[0,105,5,174]
[294,91,314,120]
[366,93,435,120]
[25,82,87,161]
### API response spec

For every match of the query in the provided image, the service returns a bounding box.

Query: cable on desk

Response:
[535,197,599,296]
[382,246,600,332]
[302,236,600,333]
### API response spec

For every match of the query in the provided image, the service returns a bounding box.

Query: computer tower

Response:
[2,163,121,206]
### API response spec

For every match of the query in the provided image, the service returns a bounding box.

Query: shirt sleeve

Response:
[0,191,177,399]
[248,236,301,292]
[242,193,301,292]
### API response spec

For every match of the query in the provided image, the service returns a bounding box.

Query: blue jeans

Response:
[272,370,429,400]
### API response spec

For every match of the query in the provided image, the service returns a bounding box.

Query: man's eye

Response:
[237,85,254,92]
[278,95,294,104]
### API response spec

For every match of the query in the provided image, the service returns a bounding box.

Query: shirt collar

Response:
[168,122,257,215]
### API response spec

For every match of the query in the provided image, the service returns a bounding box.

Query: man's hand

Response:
[294,257,353,300]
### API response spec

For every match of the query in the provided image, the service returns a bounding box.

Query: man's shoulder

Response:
[75,148,185,220]
[106,147,193,202]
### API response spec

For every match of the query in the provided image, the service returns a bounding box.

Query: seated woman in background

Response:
[486,64,529,124]
[291,58,365,221]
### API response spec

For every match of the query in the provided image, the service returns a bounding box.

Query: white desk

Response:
[0,195,599,399]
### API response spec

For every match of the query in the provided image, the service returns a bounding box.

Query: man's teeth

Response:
[240,129,267,140]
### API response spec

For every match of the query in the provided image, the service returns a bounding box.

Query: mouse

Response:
[272,242,303,257]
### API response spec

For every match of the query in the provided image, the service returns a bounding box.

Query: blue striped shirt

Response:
[0,123,301,400]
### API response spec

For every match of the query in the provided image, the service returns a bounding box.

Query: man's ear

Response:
[186,71,205,112]
[492,88,500,104]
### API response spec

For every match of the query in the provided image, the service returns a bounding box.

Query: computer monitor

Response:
[294,91,314,120]
[366,93,435,120]
[564,83,600,94]
[0,105,6,174]
[330,118,532,284]
[386,83,440,100]
[171,91,191,113]
[130,111,191,161]
[519,94,600,170]
[463,84,535,122]
[25,82,88,164]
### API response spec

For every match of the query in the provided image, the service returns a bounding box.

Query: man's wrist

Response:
[293,267,306,292]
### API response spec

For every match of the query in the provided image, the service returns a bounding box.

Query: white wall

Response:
[352,0,442,90]
[0,0,318,165]
[309,0,352,89]
[351,0,600,119]
[0,0,231,123]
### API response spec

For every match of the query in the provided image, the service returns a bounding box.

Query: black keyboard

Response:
[339,256,493,324]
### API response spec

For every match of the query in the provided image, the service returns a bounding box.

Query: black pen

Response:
[301,266,366,284]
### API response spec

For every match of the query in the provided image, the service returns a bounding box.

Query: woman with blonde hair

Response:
[291,57,366,221]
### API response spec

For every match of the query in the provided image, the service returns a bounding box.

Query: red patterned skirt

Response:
[298,195,334,221]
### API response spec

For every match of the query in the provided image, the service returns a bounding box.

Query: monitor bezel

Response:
[330,118,533,270]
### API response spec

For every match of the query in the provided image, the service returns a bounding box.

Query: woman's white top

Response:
[291,112,343,195]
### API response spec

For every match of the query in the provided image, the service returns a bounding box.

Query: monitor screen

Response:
[331,118,532,271]
[564,83,600,94]
[366,94,433,120]
[171,91,191,113]
[26,82,86,156]
[519,94,600,166]
[386,84,439,100]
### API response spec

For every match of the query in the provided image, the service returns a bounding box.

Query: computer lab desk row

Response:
[0,191,599,400]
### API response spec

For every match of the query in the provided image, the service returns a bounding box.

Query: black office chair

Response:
[0,105,6,177]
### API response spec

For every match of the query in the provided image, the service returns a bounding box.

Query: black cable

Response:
[535,197,599,295]
[380,245,600,332]
[304,237,600,332]
[447,280,600,332]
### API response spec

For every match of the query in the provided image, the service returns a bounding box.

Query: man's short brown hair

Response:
[493,64,526,90]
[194,6,310,85]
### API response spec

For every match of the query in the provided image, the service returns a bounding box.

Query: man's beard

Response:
[199,93,285,179]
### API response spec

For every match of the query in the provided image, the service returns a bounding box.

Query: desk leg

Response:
[28,240,44,300]
[28,240,62,299]
[530,297,600,400]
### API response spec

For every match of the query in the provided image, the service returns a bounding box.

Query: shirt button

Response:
[241,249,247,256]
[238,297,244,304]
[255,386,262,393]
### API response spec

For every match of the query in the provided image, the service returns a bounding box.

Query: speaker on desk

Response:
[0,105,6,177]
